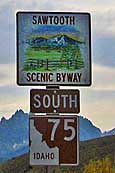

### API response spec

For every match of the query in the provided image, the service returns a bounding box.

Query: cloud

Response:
[93,9,115,35]
[0,63,28,118]
[91,9,115,68]
[0,2,15,64]
[80,63,115,131]
[0,0,9,7]
[0,84,28,115]
[81,89,115,131]
[93,34,115,68]
[13,0,56,11]
[92,63,115,90]
[0,64,15,86]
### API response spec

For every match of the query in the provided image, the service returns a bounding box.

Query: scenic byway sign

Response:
[30,89,80,113]
[17,12,91,86]
[30,115,79,166]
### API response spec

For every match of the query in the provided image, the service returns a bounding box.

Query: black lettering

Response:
[40,73,46,82]
[49,73,53,82]
[33,152,55,160]
[42,16,49,24]
[45,153,50,159]
[32,15,75,25]
[60,16,65,25]
[33,152,36,159]
[51,153,54,159]
[41,153,45,160]
[49,16,53,24]
[32,16,37,24]
[73,73,78,82]
[65,16,69,25]
[26,72,54,82]
[54,16,59,25]
[36,153,40,159]
[38,16,42,24]
[56,73,61,82]
[77,73,82,82]
[46,73,48,82]
[67,73,73,82]
[36,73,40,82]
[70,16,75,25]
[26,72,31,81]
[61,73,66,82]
[32,73,37,82]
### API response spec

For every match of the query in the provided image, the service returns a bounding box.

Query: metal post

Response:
[46,85,60,173]
[46,166,48,173]
[46,85,60,90]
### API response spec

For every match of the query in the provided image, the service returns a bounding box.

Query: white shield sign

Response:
[30,115,79,166]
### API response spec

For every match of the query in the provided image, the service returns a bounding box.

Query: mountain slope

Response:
[102,128,115,136]
[0,135,114,173]
[79,116,102,141]
[0,110,114,160]
[27,33,84,47]
[0,110,29,159]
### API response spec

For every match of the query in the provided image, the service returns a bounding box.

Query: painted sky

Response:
[0,0,115,131]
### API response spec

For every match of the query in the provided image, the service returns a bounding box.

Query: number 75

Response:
[48,119,76,142]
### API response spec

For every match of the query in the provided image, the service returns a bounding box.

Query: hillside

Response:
[27,33,84,47]
[0,110,29,159]
[0,110,104,160]
[0,135,115,173]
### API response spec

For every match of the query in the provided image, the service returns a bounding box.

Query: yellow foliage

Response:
[83,156,115,173]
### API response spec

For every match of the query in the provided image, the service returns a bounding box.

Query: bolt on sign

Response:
[30,89,80,113]
[16,12,91,86]
[30,115,79,166]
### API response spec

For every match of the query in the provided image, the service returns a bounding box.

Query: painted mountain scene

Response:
[24,25,85,72]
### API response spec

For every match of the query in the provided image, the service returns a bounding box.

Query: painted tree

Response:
[74,46,84,69]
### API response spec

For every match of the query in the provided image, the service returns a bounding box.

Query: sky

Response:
[0,0,115,132]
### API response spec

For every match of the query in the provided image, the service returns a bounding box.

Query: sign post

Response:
[16,11,92,169]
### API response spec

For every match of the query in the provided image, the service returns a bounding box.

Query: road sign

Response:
[29,115,79,166]
[17,12,91,86]
[30,89,80,113]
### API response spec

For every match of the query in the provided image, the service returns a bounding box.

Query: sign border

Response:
[30,89,80,114]
[29,115,79,166]
[16,11,91,86]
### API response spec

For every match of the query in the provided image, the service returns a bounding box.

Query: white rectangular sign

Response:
[17,12,91,86]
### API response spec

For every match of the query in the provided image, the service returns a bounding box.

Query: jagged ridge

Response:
[0,110,114,160]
